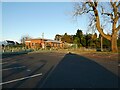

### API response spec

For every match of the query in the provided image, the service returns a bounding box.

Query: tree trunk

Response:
[111,31,118,53]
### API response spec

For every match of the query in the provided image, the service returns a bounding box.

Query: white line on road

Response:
[0,73,42,85]
[0,66,26,71]
[0,61,17,65]
[0,62,8,65]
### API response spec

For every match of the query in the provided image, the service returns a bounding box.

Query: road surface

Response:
[1,52,119,88]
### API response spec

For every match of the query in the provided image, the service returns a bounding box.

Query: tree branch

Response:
[89,2,95,8]
[94,2,98,7]
[92,7,111,41]
[115,25,120,32]
[117,12,120,16]
[114,15,120,23]
[102,12,114,20]
[86,9,94,13]
[110,2,114,7]
[87,2,112,40]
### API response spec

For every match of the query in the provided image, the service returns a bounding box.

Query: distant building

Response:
[0,40,19,52]
[25,38,64,49]
[0,40,19,46]
[6,40,15,45]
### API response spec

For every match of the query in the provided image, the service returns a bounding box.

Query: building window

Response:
[29,43,30,46]
[51,43,53,47]
[32,43,35,46]
[58,44,60,47]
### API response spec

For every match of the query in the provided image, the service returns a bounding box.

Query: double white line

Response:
[0,73,42,85]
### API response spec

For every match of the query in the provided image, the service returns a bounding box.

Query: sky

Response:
[2,2,90,42]
[0,3,2,42]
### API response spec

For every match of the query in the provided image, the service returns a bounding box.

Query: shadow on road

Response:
[41,53,119,88]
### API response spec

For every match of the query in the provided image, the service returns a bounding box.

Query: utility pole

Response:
[42,33,44,49]
[42,33,44,39]
[101,35,103,52]
[100,26,103,52]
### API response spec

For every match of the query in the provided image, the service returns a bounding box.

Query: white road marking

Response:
[0,73,42,85]
[27,69,31,71]
[118,64,120,66]
[0,62,8,65]
[0,66,26,71]
[0,61,17,65]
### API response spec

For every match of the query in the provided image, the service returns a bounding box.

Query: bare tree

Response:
[20,35,32,44]
[73,1,120,52]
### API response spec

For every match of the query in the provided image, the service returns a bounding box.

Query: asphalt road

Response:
[2,52,65,88]
[41,53,119,88]
[1,52,119,88]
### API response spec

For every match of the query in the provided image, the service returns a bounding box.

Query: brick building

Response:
[25,38,63,49]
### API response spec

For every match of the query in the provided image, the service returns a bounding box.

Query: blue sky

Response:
[2,2,90,42]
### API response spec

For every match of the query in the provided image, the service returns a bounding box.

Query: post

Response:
[101,36,103,51]
[42,33,45,49]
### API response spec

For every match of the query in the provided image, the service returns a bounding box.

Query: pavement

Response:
[1,52,119,88]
